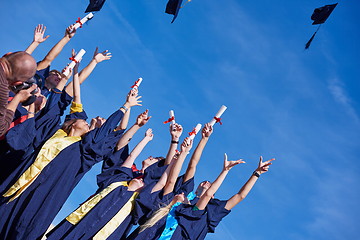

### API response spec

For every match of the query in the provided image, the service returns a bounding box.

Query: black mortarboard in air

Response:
[305,3,338,49]
[165,0,184,23]
[311,3,338,25]
[85,0,106,13]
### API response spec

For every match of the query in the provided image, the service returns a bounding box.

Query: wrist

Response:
[123,102,131,109]
[120,105,129,112]
[253,170,261,178]
[171,140,179,144]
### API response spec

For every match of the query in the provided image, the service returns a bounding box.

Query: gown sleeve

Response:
[32,90,73,148]
[5,117,35,152]
[174,175,195,196]
[80,110,124,171]
[205,198,231,233]
[96,144,129,189]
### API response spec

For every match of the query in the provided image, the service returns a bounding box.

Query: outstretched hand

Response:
[145,128,154,141]
[126,88,142,107]
[223,153,245,171]
[89,116,106,130]
[65,24,76,38]
[180,137,193,153]
[33,24,49,43]
[201,123,213,138]
[170,123,183,140]
[136,109,151,127]
[93,47,112,63]
[256,156,274,174]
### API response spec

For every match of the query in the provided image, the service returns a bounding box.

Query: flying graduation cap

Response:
[165,0,191,23]
[85,0,106,13]
[305,3,338,49]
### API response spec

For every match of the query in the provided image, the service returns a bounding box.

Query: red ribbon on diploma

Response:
[188,128,197,136]
[214,117,223,125]
[76,17,83,28]
[130,79,140,88]
[69,56,79,63]
[163,116,175,124]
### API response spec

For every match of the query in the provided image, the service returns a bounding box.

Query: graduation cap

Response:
[305,3,338,49]
[85,0,106,13]
[165,0,191,23]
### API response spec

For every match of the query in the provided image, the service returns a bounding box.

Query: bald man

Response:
[0,51,37,136]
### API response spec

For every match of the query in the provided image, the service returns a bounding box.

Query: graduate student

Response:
[138,155,274,240]
[99,113,183,188]
[126,137,194,240]
[0,69,73,185]
[47,129,190,240]
[0,63,142,240]
[46,127,154,240]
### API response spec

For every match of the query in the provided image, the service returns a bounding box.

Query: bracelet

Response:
[120,105,129,112]
[252,171,260,178]
[171,140,179,144]
[28,111,35,115]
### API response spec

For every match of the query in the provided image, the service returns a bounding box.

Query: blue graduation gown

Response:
[0,90,72,185]
[46,167,135,240]
[97,141,129,190]
[172,198,231,240]
[34,64,50,97]
[126,177,195,240]
[0,109,124,240]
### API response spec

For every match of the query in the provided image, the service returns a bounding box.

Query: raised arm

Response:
[115,88,139,131]
[25,24,50,54]
[115,109,150,151]
[164,123,183,165]
[196,154,244,210]
[72,59,81,104]
[122,128,153,168]
[37,25,76,70]
[117,107,130,130]
[163,137,193,196]
[151,152,179,193]
[183,123,213,183]
[64,47,112,97]
[79,47,111,83]
[225,156,274,210]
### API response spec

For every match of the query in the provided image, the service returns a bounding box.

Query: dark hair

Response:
[155,156,165,161]
[61,119,78,135]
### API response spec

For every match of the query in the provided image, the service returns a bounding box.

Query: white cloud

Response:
[328,77,359,124]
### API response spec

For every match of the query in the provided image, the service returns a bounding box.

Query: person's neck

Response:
[68,129,83,137]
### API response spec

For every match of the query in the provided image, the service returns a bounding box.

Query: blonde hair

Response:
[139,201,175,233]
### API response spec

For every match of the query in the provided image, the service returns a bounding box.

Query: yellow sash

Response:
[66,181,129,225]
[93,192,139,240]
[3,129,81,202]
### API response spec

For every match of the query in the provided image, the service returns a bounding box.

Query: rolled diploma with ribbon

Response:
[189,123,202,140]
[169,110,176,125]
[209,105,227,126]
[73,13,94,29]
[131,78,143,89]
[63,49,86,76]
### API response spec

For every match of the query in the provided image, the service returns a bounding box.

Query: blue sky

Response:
[1,0,360,239]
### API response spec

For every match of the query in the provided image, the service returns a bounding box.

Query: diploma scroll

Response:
[62,49,86,76]
[73,13,94,30]
[209,105,227,126]
[188,123,202,140]
[131,78,143,89]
